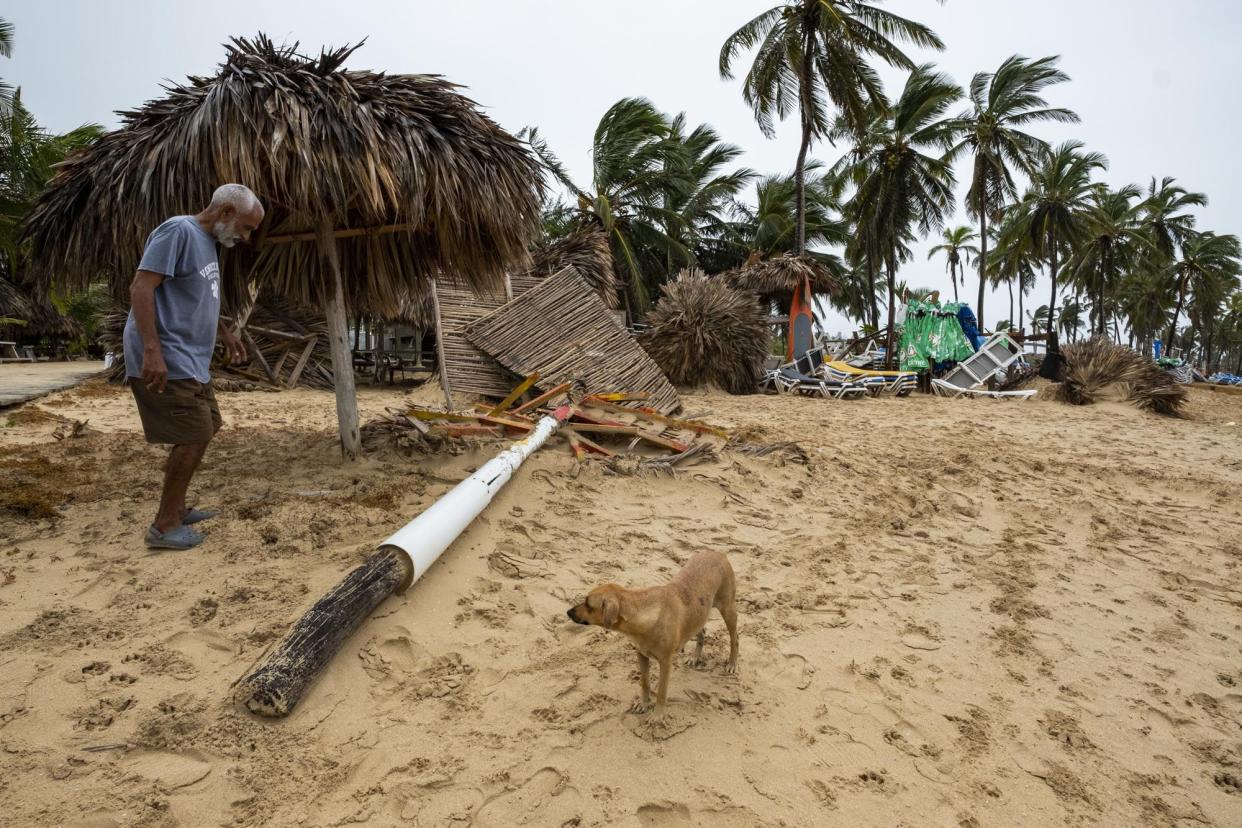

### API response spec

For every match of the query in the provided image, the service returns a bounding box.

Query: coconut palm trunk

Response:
[976,210,988,328]
[1007,278,1014,327]
[867,258,879,329]
[793,28,814,255]
[1166,273,1188,353]
[1047,227,1060,347]
[950,259,958,302]
[885,258,897,368]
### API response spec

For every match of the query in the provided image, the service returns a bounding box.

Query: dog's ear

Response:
[602,594,620,628]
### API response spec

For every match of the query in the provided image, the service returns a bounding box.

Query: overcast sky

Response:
[5,1,1241,333]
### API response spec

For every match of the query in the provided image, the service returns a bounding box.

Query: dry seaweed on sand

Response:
[639,270,770,395]
[724,437,810,466]
[1055,337,1187,417]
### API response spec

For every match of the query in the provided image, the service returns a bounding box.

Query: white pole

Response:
[379,405,571,585]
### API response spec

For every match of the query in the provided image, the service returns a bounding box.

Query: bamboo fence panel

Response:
[464,267,680,413]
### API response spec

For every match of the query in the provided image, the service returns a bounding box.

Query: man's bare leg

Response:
[153,442,208,532]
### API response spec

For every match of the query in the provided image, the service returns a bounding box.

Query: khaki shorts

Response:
[130,378,222,444]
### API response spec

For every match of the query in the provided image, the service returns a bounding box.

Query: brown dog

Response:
[567,549,738,721]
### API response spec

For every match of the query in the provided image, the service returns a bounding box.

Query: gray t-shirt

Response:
[123,216,221,383]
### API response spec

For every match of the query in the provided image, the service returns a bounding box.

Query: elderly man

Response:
[124,184,264,549]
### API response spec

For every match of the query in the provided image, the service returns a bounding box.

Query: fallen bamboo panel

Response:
[465,267,680,413]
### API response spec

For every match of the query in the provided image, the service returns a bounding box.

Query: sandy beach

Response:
[1,378,1241,826]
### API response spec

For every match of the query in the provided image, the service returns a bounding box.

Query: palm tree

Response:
[1010,141,1106,342]
[1139,176,1206,263]
[842,65,962,364]
[1067,184,1148,335]
[1166,230,1242,355]
[719,1,942,256]
[520,99,691,311]
[0,17,13,111]
[927,226,979,302]
[722,163,850,265]
[662,114,755,274]
[949,55,1078,330]
[988,211,1040,330]
[1057,298,1084,342]
[1027,304,1050,335]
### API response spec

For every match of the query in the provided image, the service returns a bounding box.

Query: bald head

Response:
[198,183,264,248]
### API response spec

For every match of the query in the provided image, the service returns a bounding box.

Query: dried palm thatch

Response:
[24,34,544,316]
[0,277,77,338]
[639,270,769,394]
[723,253,841,307]
[518,227,619,309]
[0,277,33,323]
[1055,336,1187,417]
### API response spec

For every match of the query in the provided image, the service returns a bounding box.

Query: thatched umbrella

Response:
[640,269,769,394]
[0,277,34,325]
[723,253,842,309]
[1054,336,1187,417]
[0,276,78,340]
[25,34,543,459]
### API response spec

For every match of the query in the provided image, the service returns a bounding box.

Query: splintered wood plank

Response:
[564,423,639,436]
[286,336,318,389]
[566,431,587,460]
[512,382,573,414]
[563,428,614,457]
[489,372,540,415]
[582,398,728,438]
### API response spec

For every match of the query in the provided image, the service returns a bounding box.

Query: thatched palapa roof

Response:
[724,253,842,304]
[519,227,619,309]
[640,269,769,395]
[25,34,545,316]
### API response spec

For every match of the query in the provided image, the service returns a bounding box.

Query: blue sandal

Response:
[182,507,219,525]
[145,524,204,550]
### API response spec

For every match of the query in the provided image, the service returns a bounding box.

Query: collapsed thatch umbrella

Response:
[1054,336,1187,417]
[723,253,842,309]
[25,34,543,459]
[640,269,769,394]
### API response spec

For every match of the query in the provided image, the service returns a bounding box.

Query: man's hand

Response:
[219,330,248,365]
[142,346,169,393]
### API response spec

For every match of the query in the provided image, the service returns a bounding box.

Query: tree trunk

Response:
[793,25,814,256]
[1166,273,1188,354]
[1007,277,1014,328]
[319,218,361,462]
[1047,227,1060,350]
[353,313,362,350]
[1204,316,1214,371]
[950,260,959,302]
[885,258,897,369]
[867,258,879,330]
[977,210,989,330]
[237,549,412,716]
[1019,280,1025,335]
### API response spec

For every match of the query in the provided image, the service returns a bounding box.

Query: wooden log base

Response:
[237,548,412,717]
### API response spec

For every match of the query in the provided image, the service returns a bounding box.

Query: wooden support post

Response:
[319,218,361,461]
[237,548,412,717]
[512,382,573,415]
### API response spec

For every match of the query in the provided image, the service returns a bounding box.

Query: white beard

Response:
[213,221,241,247]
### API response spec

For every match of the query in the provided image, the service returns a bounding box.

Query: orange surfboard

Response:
[787,273,814,362]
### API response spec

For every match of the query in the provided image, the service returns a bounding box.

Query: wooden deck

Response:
[0,361,106,407]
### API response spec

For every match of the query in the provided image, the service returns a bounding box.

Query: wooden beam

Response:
[488,372,540,416]
[563,423,639,436]
[566,431,587,461]
[271,345,293,380]
[512,382,573,415]
[582,398,728,438]
[286,336,317,388]
[319,218,361,461]
[563,428,614,457]
[263,223,416,246]
[477,414,534,433]
[243,330,276,385]
[636,430,690,453]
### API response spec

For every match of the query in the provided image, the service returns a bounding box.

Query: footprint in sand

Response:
[899,622,942,651]
[123,749,212,790]
[472,767,582,827]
